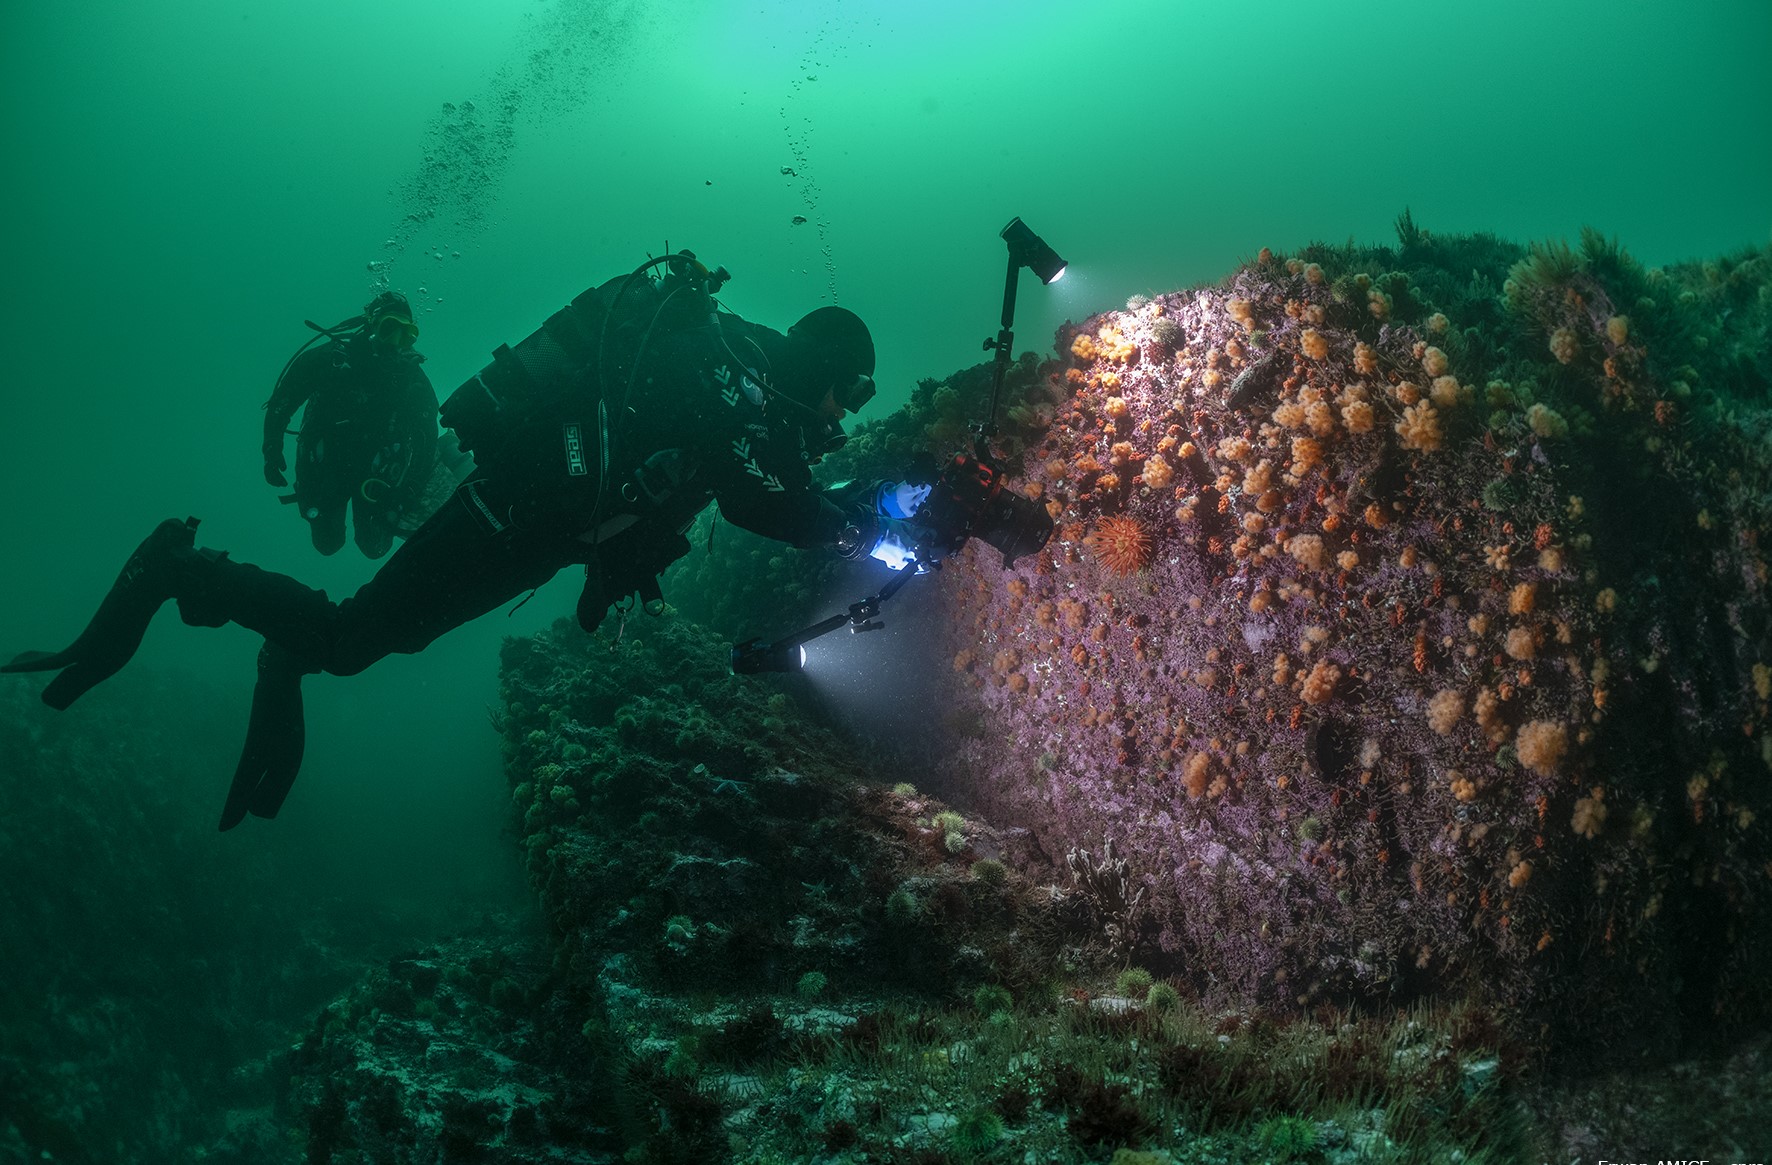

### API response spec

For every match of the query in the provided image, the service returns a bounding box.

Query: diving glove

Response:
[867,517,932,573]
[2,517,199,709]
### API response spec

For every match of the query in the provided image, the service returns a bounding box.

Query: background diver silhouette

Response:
[261,290,442,559]
[3,252,916,831]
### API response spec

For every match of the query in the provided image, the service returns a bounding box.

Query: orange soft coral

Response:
[1141,457,1175,490]
[1517,720,1569,776]
[1301,660,1341,704]
[1394,402,1444,452]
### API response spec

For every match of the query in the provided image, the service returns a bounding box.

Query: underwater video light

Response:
[978,214,1071,458]
[1001,216,1067,285]
[730,638,808,675]
[729,562,922,676]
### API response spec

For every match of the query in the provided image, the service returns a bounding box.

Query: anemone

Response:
[1504,237,1583,314]
[949,1108,1004,1152]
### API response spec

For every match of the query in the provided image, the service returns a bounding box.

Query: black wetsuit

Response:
[263,338,438,558]
[216,301,854,678]
[4,277,872,828]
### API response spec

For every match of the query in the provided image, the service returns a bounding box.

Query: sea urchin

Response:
[1084,515,1153,575]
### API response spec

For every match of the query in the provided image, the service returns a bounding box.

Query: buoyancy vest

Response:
[438,265,722,534]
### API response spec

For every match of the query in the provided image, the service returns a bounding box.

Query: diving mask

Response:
[368,311,420,348]
[835,372,876,414]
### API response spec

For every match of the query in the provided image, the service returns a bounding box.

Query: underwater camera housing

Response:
[727,452,1052,676]
[917,449,1052,569]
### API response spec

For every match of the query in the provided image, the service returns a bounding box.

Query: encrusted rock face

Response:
[931,231,1772,1047]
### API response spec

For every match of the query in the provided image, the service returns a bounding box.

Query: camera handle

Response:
[975,244,1023,462]
[729,558,928,674]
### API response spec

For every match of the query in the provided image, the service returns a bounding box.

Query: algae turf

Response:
[0,671,440,1164]
[493,614,1090,1004]
[286,931,623,1164]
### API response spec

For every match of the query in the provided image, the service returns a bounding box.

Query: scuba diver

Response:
[3,250,921,830]
[263,290,441,558]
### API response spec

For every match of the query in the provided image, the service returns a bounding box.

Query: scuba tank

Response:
[437,249,733,631]
[265,312,371,512]
[437,249,729,522]
[270,313,367,398]
[266,299,408,473]
[440,250,726,461]
[269,300,442,533]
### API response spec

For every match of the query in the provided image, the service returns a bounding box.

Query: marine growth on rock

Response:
[932,226,1772,1050]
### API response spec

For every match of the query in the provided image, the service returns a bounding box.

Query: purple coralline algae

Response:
[930,232,1772,1049]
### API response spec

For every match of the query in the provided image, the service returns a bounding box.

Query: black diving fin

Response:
[2,517,200,709]
[219,642,308,831]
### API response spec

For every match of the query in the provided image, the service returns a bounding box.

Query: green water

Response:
[1,0,1767,1057]
[0,1,1767,1159]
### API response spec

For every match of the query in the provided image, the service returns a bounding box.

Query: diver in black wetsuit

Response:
[2,251,911,830]
[262,291,440,558]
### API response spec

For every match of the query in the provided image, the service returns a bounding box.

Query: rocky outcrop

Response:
[934,227,1772,1051]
